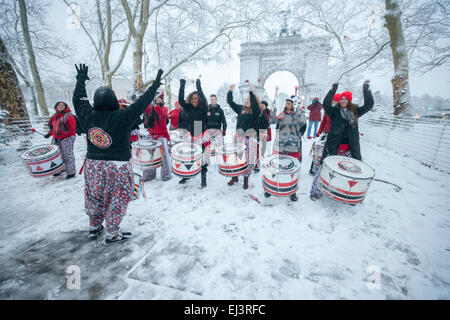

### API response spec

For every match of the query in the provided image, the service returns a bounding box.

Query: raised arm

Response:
[220,108,227,132]
[125,69,163,122]
[249,85,260,119]
[178,79,192,112]
[357,82,374,117]
[323,83,339,117]
[196,79,208,115]
[227,84,242,114]
[73,64,93,122]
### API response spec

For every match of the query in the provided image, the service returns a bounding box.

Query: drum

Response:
[21,145,65,177]
[131,140,162,171]
[262,154,300,197]
[319,156,375,204]
[311,140,325,167]
[216,143,248,177]
[171,142,203,177]
[169,129,189,146]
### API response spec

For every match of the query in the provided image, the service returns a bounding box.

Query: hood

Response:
[93,86,120,111]
[54,101,70,113]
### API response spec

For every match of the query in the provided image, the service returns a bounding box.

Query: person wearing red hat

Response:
[306,97,322,138]
[143,92,172,182]
[310,81,374,201]
[44,101,77,179]
[168,101,181,130]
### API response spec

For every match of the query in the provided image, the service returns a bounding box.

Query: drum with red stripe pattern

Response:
[262,154,300,197]
[319,156,375,204]
[131,140,163,170]
[216,143,248,177]
[171,142,202,177]
[21,145,65,178]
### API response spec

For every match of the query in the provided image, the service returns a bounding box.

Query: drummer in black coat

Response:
[310,81,374,201]
[178,78,209,188]
[226,84,261,189]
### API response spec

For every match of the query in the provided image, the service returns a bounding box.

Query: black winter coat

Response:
[206,104,227,132]
[322,87,374,161]
[178,81,208,136]
[255,109,270,134]
[177,108,187,130]
[73,79,159,161]
[227,91,260,133]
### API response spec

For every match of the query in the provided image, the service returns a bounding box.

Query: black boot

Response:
[66,174,76,180]
[201,171,207,188]
[179,177,189,184]
[228,176,238,186]
[290,193,298,202]
[264,191,271,198]
[53,172,63,177]
[88,225,104,240]
[243,176,249,190]
[104,231,132,246]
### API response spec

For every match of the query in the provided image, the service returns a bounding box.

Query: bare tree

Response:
[0,35,31,127]
[18,0,48,116]
[384,0,411,115]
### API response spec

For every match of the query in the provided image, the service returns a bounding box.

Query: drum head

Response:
[171,142,202,157]
[132,140,162,150]
[216,143,246,155]
[263,154,300,175]
[21,145,59,161]
[323,156,375,179]
[169,131,180,140]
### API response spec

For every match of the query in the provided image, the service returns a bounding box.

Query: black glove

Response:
[196,79,201,89]
[332,83,339,91]
[363,81,370,92]
[154,69,163,87]
[180,79,186,86]
[75,64,89,81]
[44,133,51,139]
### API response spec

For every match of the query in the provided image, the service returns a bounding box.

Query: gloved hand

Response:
[316,132,320,137]
[196,79,201,89]
[75,64,89,81]
[222,130,226,136]
[332,83,339,91]
[153,69,163,87]
[44,133,51,139]
[180,79,186,86]
[363,80,370,92]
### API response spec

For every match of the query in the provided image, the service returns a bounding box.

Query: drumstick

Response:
[30,128,45,136]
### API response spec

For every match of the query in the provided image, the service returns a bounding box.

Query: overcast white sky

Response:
[49,1,450,101]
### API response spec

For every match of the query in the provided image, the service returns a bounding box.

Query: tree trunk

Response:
[0,36,31,128]
[133,37,144,94]
[18,0,49,116]
[384,0,411,116]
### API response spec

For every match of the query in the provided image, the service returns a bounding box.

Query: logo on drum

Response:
[338,161,362,173]
[271,159,294,171]
[27,146,52,157]
[88,127,112,149]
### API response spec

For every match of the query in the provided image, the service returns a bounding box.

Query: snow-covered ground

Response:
[0,126,449,300]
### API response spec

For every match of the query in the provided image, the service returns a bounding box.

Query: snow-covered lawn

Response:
[0,134,449,299]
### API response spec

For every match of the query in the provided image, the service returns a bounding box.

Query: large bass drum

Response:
[21,145,65,177]
[171,142,203,178]
[216,143,248,177]
[131,140,163,171]
[262,154,300,197]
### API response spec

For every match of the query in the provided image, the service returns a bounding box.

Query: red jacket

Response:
[307,102,322,121]
[168,109,180,129]
[48,107,76,140]
[144,104,170,141]
[317,113,331,136]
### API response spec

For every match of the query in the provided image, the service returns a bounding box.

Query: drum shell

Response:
[131,141,163,170]
[216,143,248,177]
[262,155,300,197]
[171,143,202,177]
[21,145,65,178]
[319,157,374,204]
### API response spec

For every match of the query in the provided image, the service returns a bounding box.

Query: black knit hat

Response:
[54,101,68,109]
[93,86,120,111]
[261,100,268,107]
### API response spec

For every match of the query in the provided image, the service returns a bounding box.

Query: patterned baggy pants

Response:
[54,135,76,175]
[84,159,133,234]
[142,136,172,182]
[310,150,352,199]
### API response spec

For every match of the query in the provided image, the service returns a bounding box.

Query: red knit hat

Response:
[341,91,352,102]
[118,99,129,107]
[333,93,341,102]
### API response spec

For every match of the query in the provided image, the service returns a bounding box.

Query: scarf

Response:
[340,107,357,126]
[48,110,71,136]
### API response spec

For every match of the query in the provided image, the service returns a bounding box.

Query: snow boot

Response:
[88,225,104,240]
[290,193,298,202]
[104,231,132,246]
[66,174,76,180]
[179,177,189,184]
[243,176,249,190]
[228,176,238,186]
[310,195,319,201]
[201,171,207,188]
[253,167,260,173]
[264,191,271,198]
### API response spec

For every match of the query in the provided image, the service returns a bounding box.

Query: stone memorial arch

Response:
[238,32,331,105]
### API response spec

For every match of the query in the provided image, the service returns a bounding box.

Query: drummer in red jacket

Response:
[168,101,181,130]
[44,101,77,179]
[307,97,322,139]
[142,92,172,182]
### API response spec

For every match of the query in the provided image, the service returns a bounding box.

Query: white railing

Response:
[359,111,450,173]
